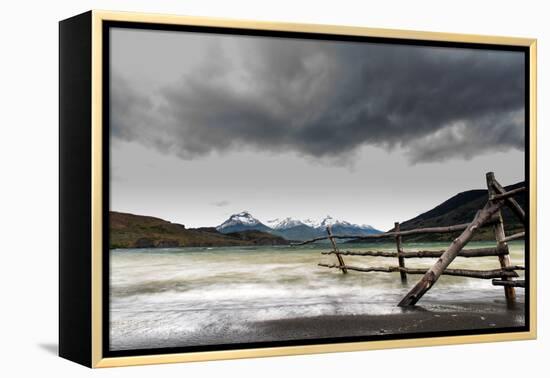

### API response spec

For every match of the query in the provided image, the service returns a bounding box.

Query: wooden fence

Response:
[294,172,526,307]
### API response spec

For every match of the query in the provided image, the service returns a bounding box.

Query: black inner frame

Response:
[101,20,531,358]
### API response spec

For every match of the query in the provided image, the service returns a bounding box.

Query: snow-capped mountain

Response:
[302,218,322,228]
[265,217,306,230]
[320,215,347,228]
[215,211,381,240]
[304,215,377,232]
[216,211,271,234]
[295,216,380,240]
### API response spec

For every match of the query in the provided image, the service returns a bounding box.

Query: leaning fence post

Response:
[398,201,502,307]
[486,172,516,303]
[395,222,407,283]
[327,225,347,274]
[489,175,525,225]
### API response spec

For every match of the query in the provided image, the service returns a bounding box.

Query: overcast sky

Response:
[109,27,525,230]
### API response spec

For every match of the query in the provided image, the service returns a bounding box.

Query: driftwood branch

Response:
[488,172,516,302]
[501,265,525,271]
[490,187,526,201]
[318,263,520,279]
[395,222,407,283]
[503,232,525,242]
[321,246,508,258]
[327,225,347,274]
[291,220,498,246]
[492,279,525,288]
[398,200,504,307]
[490,180,525,225]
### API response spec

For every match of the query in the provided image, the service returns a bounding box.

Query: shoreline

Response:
[110,300,525,351]
[255,307,525,342]
[110,239,524,251]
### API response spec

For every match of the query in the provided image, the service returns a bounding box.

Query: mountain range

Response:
[110,180,526,248]
[216,211,382,240]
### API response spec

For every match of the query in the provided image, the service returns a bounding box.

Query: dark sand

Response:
[111,299,525,350]
[256,304,525,341]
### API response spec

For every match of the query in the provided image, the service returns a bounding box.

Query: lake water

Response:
[109,241,525,350]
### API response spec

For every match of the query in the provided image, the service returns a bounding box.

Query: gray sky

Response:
[109,28,525,230]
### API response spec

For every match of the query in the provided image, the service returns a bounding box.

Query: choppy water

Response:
[109,241,525,350]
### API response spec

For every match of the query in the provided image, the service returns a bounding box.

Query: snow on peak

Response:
[356,223,375,230]
[319,215,351,228]
[302,216,340,229]
[265,217,305,230]
[302,215,372,230]
[217,211,262,230]
[264,218,280,228]
[216,211,377,232]
[302,218,321,228]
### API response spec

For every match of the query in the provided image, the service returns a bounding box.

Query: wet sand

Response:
[256,304,525,341]
[111,299,525,350]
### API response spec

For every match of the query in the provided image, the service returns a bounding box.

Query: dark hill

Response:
[397,181,526,242]
[110,211,290,249]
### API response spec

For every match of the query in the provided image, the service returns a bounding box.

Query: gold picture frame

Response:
[59,10,537,368]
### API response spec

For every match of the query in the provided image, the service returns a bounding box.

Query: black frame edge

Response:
[59,10,93,368]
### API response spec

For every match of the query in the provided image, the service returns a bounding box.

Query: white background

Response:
[0,0,547,376]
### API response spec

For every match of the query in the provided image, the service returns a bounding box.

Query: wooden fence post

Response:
[395,222,407,283]
[486,172,516,303]
[327,225,347,274]
[398,200,502,307]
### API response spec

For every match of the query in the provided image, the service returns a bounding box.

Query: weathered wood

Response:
[502,232,525,243]
[490,178,525,225]
[492,279,525,288]
[502,265,525,271]
[292,219,498,246]
[493,217,516,301]
[490,187,526,201]
[327,225,347,274]
[318,263,520,279]
[322,246,508,258]
[487,172,516,303]
[398,200,503,307]
[395,222,407,283]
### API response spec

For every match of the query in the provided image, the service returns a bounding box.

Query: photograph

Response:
[2,0,547,375]
[107,24,528,353]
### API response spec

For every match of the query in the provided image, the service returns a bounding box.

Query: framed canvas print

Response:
[59,10,537,368]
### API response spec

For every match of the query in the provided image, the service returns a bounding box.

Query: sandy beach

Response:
[111,298,525,350]
[256,302,525,342]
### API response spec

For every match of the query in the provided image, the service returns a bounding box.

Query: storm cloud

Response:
[110,30,525,164]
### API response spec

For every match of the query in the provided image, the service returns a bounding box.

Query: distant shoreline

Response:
[109,238,524,250]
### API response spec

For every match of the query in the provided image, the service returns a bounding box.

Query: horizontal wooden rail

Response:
[292,219,499,246]
[502,232,525,242]
[490,186,526,201]
[492,279,525,288]
[321,246,507,259]
[318,263,522,279]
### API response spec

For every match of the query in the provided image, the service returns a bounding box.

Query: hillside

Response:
[397,181,526,242]
[110,211,290,249]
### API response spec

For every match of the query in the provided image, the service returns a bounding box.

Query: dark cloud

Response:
[111,35,525,164]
